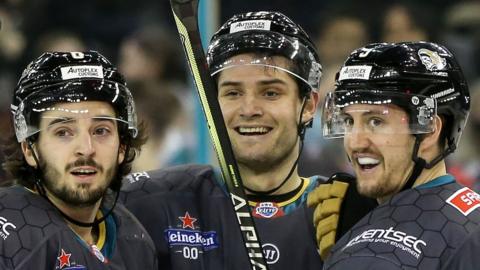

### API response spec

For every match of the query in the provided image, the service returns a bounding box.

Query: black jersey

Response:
[324,175,480,270]
[120,164,324,270]
[0,186,158,270]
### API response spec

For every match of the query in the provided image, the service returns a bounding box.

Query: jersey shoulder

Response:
[120,164,221,204]
[326,181,480,270]
[441,224,480,269]
[113,203,156,240]
[111,203,158,267]
[0,187,67,269]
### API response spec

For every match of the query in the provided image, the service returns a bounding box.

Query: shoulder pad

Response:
[120,164,218,202]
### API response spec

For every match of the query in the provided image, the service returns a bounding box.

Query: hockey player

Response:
[1,51,157,269]
[121,11,375,269]
[322,41,480,269]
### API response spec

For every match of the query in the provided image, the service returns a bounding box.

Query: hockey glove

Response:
[307,172,377,260]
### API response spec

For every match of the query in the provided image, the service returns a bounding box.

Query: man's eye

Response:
[264,90,279,98]
[369,118,383,127]
[94,127,111,136]
[223,89,240,97]
[343,117,353,127]
[55,129,72,137]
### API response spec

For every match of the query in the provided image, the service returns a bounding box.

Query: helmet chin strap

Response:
[27,139,121,228]
[244,96,310,196]
[401,135,455,191]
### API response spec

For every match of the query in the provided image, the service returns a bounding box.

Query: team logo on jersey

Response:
[165,212,219,252]
[344,227,427,259]
[446,187,480,216]
[262,243,280,264]
[57,249,71,268]
[0,216,16,240]
[56,248,87,270]
[418,48,447,71]
[179,212,197,229]
[126,171,150,184]
[252,202,284,218]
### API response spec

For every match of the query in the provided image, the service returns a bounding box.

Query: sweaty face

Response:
[217,54,306,171]
[31,101,125,207]
[343,104,416,200]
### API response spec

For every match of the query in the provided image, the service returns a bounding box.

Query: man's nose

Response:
[75,132,95,157]
[345,127,372,151]
[239,95,263,118]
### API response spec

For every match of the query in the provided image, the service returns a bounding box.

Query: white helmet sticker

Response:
[338,65,372,81]
[230,20,272,33]
[411,96,420,105]
[418,48,447,71]
[60,65,104,80]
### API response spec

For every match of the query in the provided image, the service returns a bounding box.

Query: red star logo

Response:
[57,249,71,268]
[179,212,197,229]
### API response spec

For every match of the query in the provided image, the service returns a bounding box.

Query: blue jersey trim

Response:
[72,208,117,260]
[102,210,116,259]
[213,167,229,196]
[280,176,318,215]
[416,174,455,189]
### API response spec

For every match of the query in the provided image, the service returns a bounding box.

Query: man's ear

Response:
[21,141,38,167]
[302,91,319,125]
[418,115,443,157]
[118,144,126,164]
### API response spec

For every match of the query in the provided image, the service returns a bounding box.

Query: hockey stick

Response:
[169,0,268,269]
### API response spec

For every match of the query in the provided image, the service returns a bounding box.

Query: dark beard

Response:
[38,154,117,208]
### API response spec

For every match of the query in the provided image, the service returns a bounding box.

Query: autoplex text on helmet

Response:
[230,20,271,33]
[60,65,104,80]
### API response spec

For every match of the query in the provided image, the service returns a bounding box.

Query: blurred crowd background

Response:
[1,0,480,190]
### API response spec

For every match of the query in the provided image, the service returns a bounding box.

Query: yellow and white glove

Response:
[307,173,377,260]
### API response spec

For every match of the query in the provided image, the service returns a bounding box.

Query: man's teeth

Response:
[357,157,380,165]
[238,127,269,134]
[73,169,96,174]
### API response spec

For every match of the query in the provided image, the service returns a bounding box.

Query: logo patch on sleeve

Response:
[446,187,480,216]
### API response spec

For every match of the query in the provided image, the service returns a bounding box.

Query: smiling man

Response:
[1,51,157,269]
[120,11,376,270]
[121,11,323,270]
[216,53,314,193]
[322,42,480,269]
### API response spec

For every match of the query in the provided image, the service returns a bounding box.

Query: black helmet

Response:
[323,41,470,154]
[206,11,322,94]
[11,51,138,142]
